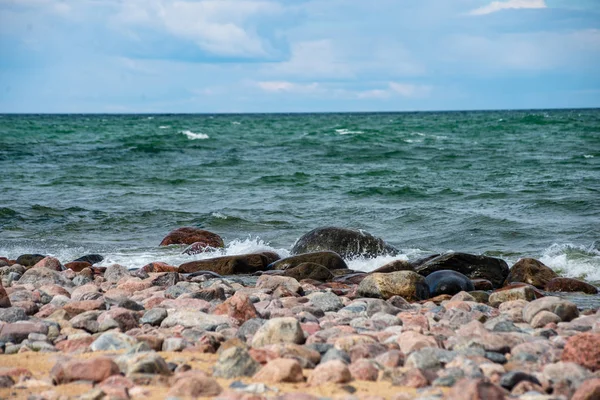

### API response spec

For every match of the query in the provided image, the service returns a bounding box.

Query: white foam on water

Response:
[181,130,209,140]
[211,212,228,219]
[232,121,241,125]
[335,128,364,135]
[538,243,600,282]
[584,155,594,158]
[347,254,408,272]
[159,125,170,129]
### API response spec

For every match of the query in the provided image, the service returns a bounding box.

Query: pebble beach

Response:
[1,226,599,400]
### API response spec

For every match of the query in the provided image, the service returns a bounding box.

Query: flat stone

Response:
[50,357,120,384]
[251,317,305,347]
[253,358,304,383]
[18,267,73,289]
[90,331,138,352]
[160,309,231,330]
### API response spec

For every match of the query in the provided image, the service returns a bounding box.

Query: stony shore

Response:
[1,227,599,400]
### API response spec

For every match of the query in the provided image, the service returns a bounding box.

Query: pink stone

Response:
[32,257,62,271]
[253,358,304,383]
[349,359,378,381]
[396,331,438,354]
[212,292,258,324]
[50,357,120,384]
[307,360,352,386]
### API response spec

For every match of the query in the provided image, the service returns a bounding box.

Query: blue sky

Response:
[1,0,599,113]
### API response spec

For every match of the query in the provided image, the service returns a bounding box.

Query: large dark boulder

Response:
[504,258,558,289]
[160,227,224,248]
[425,270,474,297]
[414,252,509,288]
[283,263,334,282]
[179,253,270,275]
[545,277,598,294]
[16,254,46,267]
[73,254,104,265]
[291,227,398,259]
[269,251,348,271]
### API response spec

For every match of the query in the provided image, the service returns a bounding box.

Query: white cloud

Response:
[389,82,433,98]
[469,0,547,16]
[256,81,321,94]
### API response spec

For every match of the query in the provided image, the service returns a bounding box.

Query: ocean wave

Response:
[539,242,600,282]
[335,128,364,135]
[181,130,209,140]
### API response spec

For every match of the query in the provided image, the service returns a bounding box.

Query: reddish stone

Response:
[35,304,58,318]
[0,285,11,308]
[561,332,600,371]
[307,360,352,386]
[0,321,48,343]
[253,358,304,383]
[64,261,92,272]
[12,300,38,315]
[446,378,506,400]
[472,279,494,291]
[505,258,558,289]
[160,227,224,247]
[349,359,378,381]
[136,334,164,351]
[395,331,438,354]
[213,292,258,324]
[0,367,33,380]
[140,262,179,273]
[117,279,153,294]
[398,312,429,332]
[55,337,95,353]
[168,371,222,397]
[572,378,600,400]
[39,284,71,298]
[375,350,405,368]
[545,277,598,294]
[349,342,388,362]
[63,299,105,317]
[495,282,545,298]
[391,368,429,388]
[50,357,120,384]
[99,375,135,399]
[98,307,139,332]
[32,256,62,271]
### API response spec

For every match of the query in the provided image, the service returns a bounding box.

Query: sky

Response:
[0,0,599,113]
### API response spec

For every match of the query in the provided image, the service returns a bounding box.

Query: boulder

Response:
[269,251,347,271]
[522,296,579,324]
[424,270,474,297]
[160,227,224,248]
[18,267,73,288]
[545,277,598,294]
[413,252,509,288]
[291,227,398,259]
[253,358,304,383]
[504,258,558,288]
[15,254,45,267]
[50,357,120,384]
[251,317,305,347]
[179,253,270,275]
[283,263,334,282]
[357,271,429,301]
[73,254,104,265]
[32,257,62,271]
[561,333,600,371]
[64,261,92,272]
[489,285,537,307]
[371,259,413,273]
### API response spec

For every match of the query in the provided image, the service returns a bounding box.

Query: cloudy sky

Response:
[1,0,599,113]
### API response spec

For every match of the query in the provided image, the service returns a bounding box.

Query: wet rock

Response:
[472,279,494,291]
[371,259,413,274]
[251,317,305,347]
[18,267,73,288]
[74,254,104,265]
[104,264,130,283]
[425,270,474,297]
[140,262,178,273]
[179,254,270,275]
[15,254,45,267]
[253,358,304,383]
[357,271,429,301]
[168,371,222,397]
[308,360,352,385]
[160,309,230,330]
[504,258,558,289]
[561,332,600,371]
[283,263,334,282]
[160,227,224,247]
[499,370,541,390]
[545,277,598,294]
[489,285,536,306]
[65,261,93,272]
[572,378,600,400]
[90,331,138,351]
[270,251,348,271]
[414,252,509,288]
[213,346,261,378]
[213,292,258,325]
[445,378,507,400]
[523,296,579,323]
[291,226,398,259]
[50,357,120,384]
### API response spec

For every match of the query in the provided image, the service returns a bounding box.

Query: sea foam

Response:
[181,130,209,140]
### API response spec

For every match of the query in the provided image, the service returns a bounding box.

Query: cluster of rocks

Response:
[0,226,599,400]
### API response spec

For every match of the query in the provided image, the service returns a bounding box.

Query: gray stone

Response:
[160,309,231,331]
[141,308,168,326]
[212,346,261,378]
[523,296,579,323]
[307,292,343,312]
[18,267,73,288]
[104,264,130,283]
[499,370,541,390]
[321,347,351,365]
[236,318,266,341]
[90,331,138,351]
[0,307,28,323]
[251,317,304,347]
[405,348,457,370]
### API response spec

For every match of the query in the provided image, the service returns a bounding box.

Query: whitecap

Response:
[538,243,600,282]
[232,121,241,125]
[584,155,594,159]
[159,125,170,129]
[335,128,364,135]
[211,212,228,219]
[181,130,209,140]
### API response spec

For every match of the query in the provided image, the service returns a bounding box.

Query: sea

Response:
[1,110,599,295]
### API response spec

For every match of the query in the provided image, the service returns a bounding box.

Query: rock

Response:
[388,368,429,388]
[270,252,348,273]
[256,275,302,295]
[73,254,104,265]
[405,348,456,370]
[504,258,558,288]
[212,346,261,378]
[15,254,45,267]
[472,279,494,291]
[168,371,222,397]
[489,285,536,306]
[150,272,179,287]
[371,259,413,274]
[97,307,139,332]
[425,270,474,297]
[160,309,230,331]
[90,331,138,351]
[308,360,352,385]
[396,331,438,354]
[545,277,598,294]
[414,252,509,288]
[32,257,62,271]
[160,227,224,247]
[0,321,48,343]
[213,292,258,324]
[307,291,343,312]
[348,359,378,381]
[0,307,28,323]
[253,358,304,383]
[140,262,178,273]
[530,310,561,328]
[0,284,10,308]
[322,347,351,364]
[104,264,130,283]
[500,370,540,390]
[283,263,334,281]
[18,267,73,288]
[523,296,579,323]
[119,352,172,376]
[50,357,120,384]
[446,378,507,400]
[561,332,600,371]
[357,271,429,301]
[572,378,600,400]
[179,254,270,275]
[543,361,592,388]
[251,317,305,347]
[291,226,398,259]
[0,375,14,388]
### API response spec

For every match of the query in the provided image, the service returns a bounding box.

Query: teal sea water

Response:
[1,110,599,284]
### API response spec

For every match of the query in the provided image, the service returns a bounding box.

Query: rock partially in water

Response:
[283,263,334,282]
[160,227,224,247]
[291,227,398,259]
[357,271,429,301]
[179,254,270,275]
[504,258,558,288]
[269,251,348,271]
[545,277,598,294]
[425,270,474,297]
[15,254,45,268]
